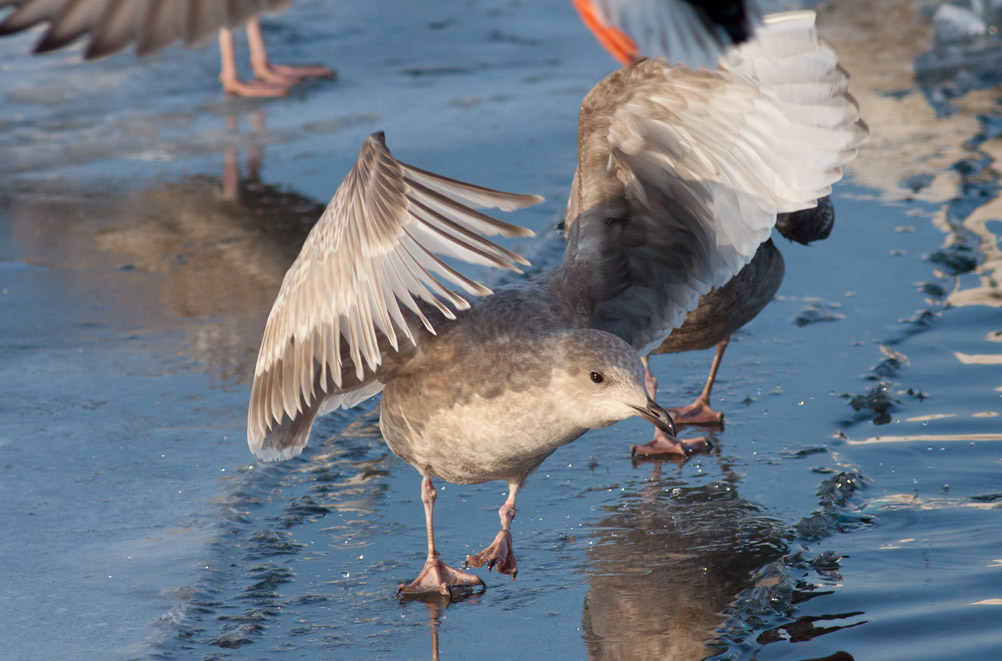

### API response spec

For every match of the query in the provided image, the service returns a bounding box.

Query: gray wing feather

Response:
[559,10,867,355]
[248,132,541,461]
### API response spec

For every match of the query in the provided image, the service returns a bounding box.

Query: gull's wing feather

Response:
[248,132,541,461]
[585,0,765,69]
[559,10,867,354]
[0,0,292,59]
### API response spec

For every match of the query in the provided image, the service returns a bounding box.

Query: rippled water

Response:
[1,0,1000,659]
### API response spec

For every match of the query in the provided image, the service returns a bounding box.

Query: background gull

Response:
[247,10,866,596]
[0,0,332,96]
[566,12,869,454]
[573,0,765,69]
[630,201,836,454]
[0,0,762,98]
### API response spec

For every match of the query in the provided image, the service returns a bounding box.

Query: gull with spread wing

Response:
[566,10,868,454]
[247,10,866,595]
[1,0,760,97]
[0,0,332,96]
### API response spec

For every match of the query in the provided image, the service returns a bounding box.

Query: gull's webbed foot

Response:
[263,63,336,81]
[464,530,517,579]
[631,428,713,457]
[398,555,485,597]
[668,397,724,427]
[220,75,294,97]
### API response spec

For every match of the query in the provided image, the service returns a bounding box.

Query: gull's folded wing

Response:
[0,0,291,59]
[248,132,541,460]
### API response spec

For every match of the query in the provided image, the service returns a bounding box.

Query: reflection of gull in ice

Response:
[3,107,324,382]
[581,461,788,659]
[819,0,1002,374]
[246,11,865,596]
[942,139,1002,310]
[819,0,989,203]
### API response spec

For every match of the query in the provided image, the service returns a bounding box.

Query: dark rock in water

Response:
[900,172,935,193]
[847,383,896,413]
[918,281,947,298]
[799,652,856,661]
[730,560,795,616]
[867,346,910,381]
[780,446,828,459]
[811,550,843,579]
[817,471,867,509]
[971,492,1002,503]
[843,383,899,424]
[899,309,939,327]
[794,303,845,327]
[811,550,841,569]
[927,243,978,275]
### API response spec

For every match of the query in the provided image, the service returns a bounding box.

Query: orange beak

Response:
[572,0,640,66]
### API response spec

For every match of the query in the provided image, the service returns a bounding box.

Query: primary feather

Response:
[560,10,867,355]
[248,132,541,460]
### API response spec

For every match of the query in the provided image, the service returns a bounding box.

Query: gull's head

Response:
[551,330,676,437]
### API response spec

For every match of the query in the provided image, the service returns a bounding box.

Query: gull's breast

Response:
[379,379,586,485]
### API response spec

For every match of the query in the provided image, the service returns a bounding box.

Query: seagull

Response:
[246,10,866,595]
[622,202,835,455]
[565,11,867,454]
[0,0,757,97]
[573,0,765,69]
[0,0,332,97]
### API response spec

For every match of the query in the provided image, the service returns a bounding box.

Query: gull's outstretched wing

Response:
[248,132,541,461]
[0,0,291,59]
[558,10,868,355]
[574,0,764,69]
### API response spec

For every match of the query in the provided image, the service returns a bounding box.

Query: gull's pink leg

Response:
[219,26,293,97]
[246,17,334,84]
[631,356,713,457]
[464,481,519,579]
[669,337,729,426]
[398,476,484,597]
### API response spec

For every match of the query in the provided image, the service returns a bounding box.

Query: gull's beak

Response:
[632,398,676,437]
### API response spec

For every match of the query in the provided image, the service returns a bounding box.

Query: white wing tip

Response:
[763,10,817,25]
[495,194,546,213]
[248,436,306,463]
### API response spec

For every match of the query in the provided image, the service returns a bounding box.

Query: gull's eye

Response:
[590,371,604,384]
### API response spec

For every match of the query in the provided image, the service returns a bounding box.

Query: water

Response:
[1,0,1000,659]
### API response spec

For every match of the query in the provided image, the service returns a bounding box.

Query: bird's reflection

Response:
[221,109,268,203]
[401,599,447,661]
[3,106,325,383]
[400,590,485,661]
[581,456,790,659]
[822,0,1002,310]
